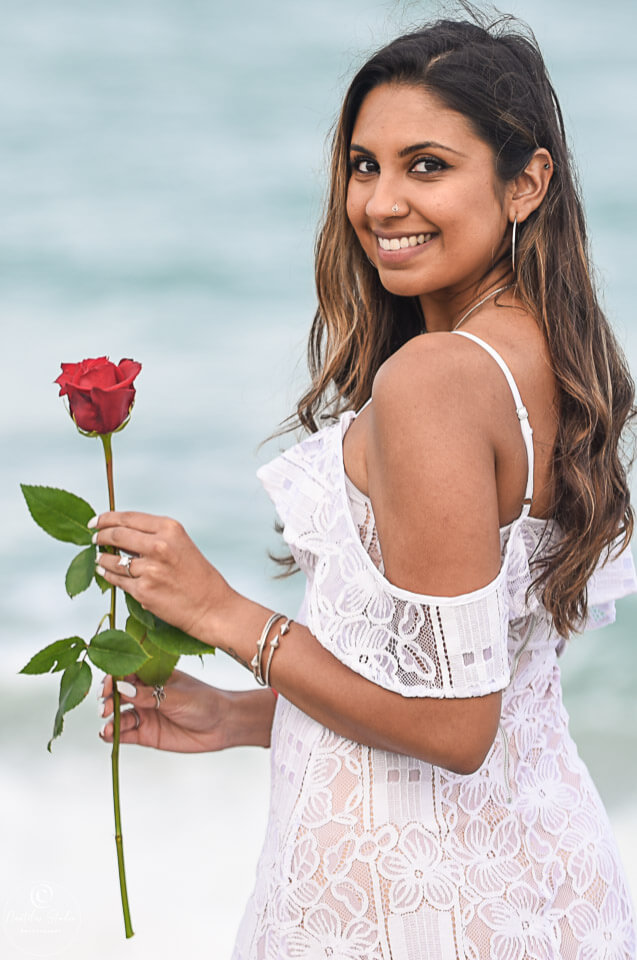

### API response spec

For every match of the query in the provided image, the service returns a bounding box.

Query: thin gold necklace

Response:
[451,284,512,332]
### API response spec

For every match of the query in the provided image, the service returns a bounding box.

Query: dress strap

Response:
[452,330,534,517]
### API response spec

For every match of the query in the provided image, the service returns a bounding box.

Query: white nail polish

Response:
[98,698,105,717]
[88,516,98,529]
[96,565,106,577]
[91,532,98,545]
[97,680,104,699]
[99,721,108,737]
[116,680,137,698]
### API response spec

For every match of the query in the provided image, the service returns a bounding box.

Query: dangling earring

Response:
[511,216,518,273]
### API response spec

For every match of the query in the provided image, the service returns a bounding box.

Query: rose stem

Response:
[101,431,134,939]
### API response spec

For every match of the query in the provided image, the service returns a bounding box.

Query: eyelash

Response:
[349,155,449,175]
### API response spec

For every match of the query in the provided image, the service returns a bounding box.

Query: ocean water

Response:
[1,1,636,956]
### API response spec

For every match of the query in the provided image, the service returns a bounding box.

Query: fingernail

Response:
[97,679,104,699]
[99,721,108,738]
[91,532,98,545]
[88,516,99,529]
[96,565,106,577]
[116,680,137,698]
[95,553,104,565]
[97,698,104,717]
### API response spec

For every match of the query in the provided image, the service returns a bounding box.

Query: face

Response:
[346,83,512,310]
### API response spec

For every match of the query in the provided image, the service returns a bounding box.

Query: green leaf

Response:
[65,546,96,597]
[95,572,110,593]
[125,593,156,630]
[21,637,87,675]
[87,629,150,676]
[129,619,180,686]
[125,593,212,657]
[48,660,92,750]
[21,485,95,545]
[148,621,215,657]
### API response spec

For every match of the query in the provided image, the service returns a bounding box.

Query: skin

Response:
[99,83,557,775]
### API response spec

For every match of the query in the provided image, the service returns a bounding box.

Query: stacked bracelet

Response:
[251,613,285,686]
[264,618,293,688]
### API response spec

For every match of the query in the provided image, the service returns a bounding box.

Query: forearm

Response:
[198,589,501,774]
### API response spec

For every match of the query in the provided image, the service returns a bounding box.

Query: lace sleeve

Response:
[258,420,511,700]
[585,543,637,630]
[306,533,510,699]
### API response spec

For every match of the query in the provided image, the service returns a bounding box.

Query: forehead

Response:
[350,82,487,155]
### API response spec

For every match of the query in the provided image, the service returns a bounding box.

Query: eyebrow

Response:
[349,140,466,158]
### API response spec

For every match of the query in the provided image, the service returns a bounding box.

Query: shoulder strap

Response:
[452,330,534,517]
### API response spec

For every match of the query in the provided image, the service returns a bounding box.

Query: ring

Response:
[152,684,166,709]
[117,553,135,577]
[130,707,141,730]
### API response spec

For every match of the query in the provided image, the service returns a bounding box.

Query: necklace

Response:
[451,284,512,332]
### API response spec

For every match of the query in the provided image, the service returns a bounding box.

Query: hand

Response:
[92,511,234,641]
[99,670,275,752]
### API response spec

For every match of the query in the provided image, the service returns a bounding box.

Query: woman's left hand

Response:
[93,511,232,640]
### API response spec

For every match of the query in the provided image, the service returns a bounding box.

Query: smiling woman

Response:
[95,11,636,960]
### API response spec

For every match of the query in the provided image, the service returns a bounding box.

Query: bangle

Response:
[251,612,284,686]
[264,618,293,688]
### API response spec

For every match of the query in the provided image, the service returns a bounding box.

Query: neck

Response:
[419,273,513,333]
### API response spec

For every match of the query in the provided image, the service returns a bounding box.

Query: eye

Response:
[411,156,448,174]
[349,156,378,175]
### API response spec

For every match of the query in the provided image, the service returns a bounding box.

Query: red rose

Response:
[55,357,142,434]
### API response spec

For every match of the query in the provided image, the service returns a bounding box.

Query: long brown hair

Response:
[284,13,634,636]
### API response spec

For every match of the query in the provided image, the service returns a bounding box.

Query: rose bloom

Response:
[55,357,142,434]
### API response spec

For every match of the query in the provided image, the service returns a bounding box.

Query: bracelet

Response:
[264,618,293,688]
[251,612,285,686]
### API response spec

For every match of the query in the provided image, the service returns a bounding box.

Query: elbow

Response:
[445,745,491,776]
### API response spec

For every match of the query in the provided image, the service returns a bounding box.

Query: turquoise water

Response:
[2,1,636,956]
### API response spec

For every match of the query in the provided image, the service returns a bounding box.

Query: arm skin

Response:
[94,335,531,775]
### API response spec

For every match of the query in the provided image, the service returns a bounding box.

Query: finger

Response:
[99,676,141,716]
[90,511,165,534]
[96,551,148,582]
[92,525,158,556]
[100,706,146,744]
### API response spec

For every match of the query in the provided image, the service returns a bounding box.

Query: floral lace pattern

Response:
[232,412,637,959]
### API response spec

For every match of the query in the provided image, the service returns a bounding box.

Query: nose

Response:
[365,174,405,221]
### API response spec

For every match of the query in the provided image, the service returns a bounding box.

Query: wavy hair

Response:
[283,12,634,636]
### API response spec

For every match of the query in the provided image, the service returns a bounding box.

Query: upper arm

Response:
[367,334,503,597]
[359,336,507,772]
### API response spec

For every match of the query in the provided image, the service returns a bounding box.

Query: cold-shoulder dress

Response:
[232,332,637,960]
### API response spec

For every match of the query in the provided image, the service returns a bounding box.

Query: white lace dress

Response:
[233,333,637,960]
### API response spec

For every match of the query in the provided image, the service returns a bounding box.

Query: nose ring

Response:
[392,203,399,214]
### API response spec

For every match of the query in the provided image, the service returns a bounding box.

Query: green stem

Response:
[100,432,134,939]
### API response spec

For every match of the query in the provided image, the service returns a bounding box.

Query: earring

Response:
[511,216,518,272]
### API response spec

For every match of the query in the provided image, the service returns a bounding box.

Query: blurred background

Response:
[1,0,635,956]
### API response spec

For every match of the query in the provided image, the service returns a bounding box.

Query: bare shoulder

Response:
[372,302,556,455]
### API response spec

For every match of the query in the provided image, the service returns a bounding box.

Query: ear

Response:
[508,148,553,225]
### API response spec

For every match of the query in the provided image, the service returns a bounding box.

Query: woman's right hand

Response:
[99,670,275,753]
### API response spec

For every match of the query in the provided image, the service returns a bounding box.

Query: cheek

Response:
[346,185,370,247]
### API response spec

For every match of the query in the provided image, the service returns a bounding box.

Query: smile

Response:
[377,233,435,251]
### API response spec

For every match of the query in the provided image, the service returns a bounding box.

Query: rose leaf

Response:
[125,593,156,630]
[65,546,96,597]
[134,629,180,686]
[21,485,95,545]
[20,637,87,675]
[48,660,92,751]
[95,571,110,593]
[147,621,215,657]
[87,629,150,676]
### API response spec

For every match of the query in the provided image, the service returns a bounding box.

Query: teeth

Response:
[378,233,432,251]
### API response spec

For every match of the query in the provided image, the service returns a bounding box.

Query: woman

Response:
[97,15,637,959]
